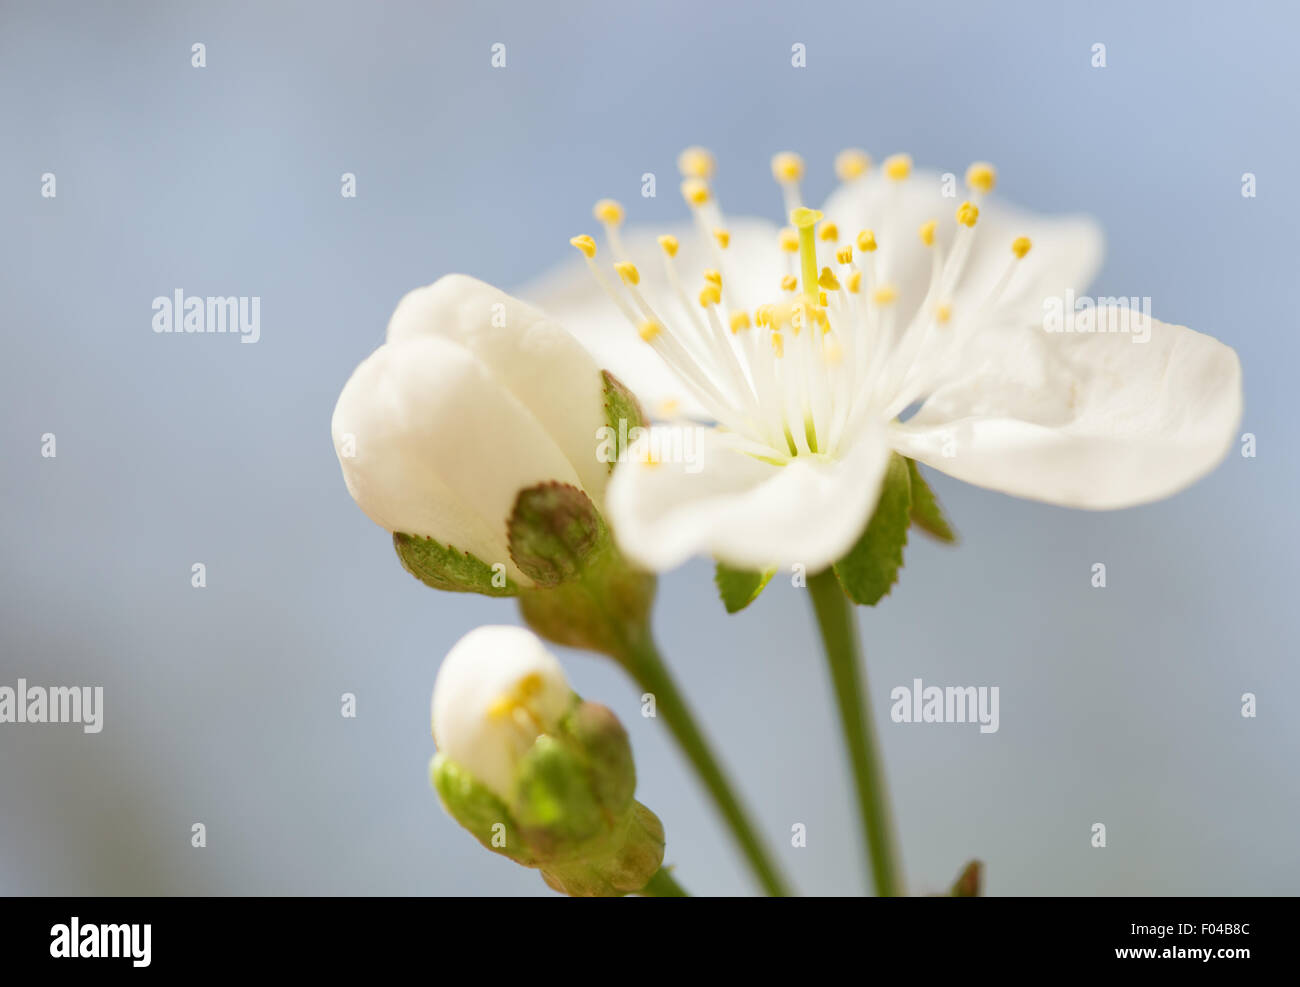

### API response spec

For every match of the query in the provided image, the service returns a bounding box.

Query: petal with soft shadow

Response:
[606,423,893,572]
[889,308,1243,509]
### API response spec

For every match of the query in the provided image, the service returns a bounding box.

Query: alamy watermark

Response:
[152,290,261,343]
[890,678,999,734]
[596,420,704,473]
[0,679,103,733]
[1043,290,1152,343]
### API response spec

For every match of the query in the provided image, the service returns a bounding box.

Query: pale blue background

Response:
[1,0,1296,896]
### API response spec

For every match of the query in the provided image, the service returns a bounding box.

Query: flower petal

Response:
[606,423,893,572]
[889,308,1243,509]
[385,274,609,502]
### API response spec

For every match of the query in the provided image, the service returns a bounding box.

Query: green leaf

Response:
[907,458,957,543]
[601,370,647,472]
[833,452,912,606]
[714,562,776,613]
[394,532,517,596]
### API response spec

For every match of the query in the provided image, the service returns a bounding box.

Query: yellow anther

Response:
[780,274,799,292]
[729,311,752,333]
[755,304,773,327]
[677,146,716,179]
[770,330,785,357]
[1012,236,1033,259]
[657,234,679,257]
[569,234,597,258]
[593,199,624,226]
[658,398,680,418]
[823,332,843,365]
[856,229,877,252]
[614,261,640,286]
[771,151,805,183]
[819,222,839,242]
[699,283,722,307]
[681,178,711,206]
[487,674,544,720]
[835,148,871,181]
[834,247,852,265]
[872,284,898,305]
[816,294,828,315]
[884,153,912,181]
[641,450,661,468]
[779,227,800,252]
[935,303,952,324]
[638,320,662,342]
[818,266,840,291]
[965,162,997,195]
[703,269,722,286]
[848,270,862,294]
[919,220,937,247]
[956,201,980,227]
[713,228,731,249]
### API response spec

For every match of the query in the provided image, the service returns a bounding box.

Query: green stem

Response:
[618,629,792,897]
[807,568,903,896]
[639,867,690,897]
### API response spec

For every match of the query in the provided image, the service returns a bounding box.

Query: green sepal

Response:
[714,562,776,614]
[907,458,957,544]
[508,482,603,588]
[513,734,607,856]
[430,753,535,865]
[601,370,647,473]
[394,532,517,597]
[562,701,636,815]
[833,452,912,606]
[539,802,666,898]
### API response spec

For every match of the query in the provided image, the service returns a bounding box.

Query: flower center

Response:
[570,148,1032,462]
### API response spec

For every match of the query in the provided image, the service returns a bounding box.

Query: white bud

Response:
[431,626,572,800]
[331,275,609,584]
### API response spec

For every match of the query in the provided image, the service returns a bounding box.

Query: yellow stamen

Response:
[729,311,752,333]
[638,320,662,342]
[778,227,799,252]
[771,151,805,183]
[657,234,679,257]
[818,266,840,291]
[677,146,716,179]
[836,246,853,265]
[569,234,597,258]
[681,178,711,206]
[872,284,898,305]
[770,330,785,357]
[713,228,731,249]
[703,269,722,287]
[614,261,640,285]
[965,162,997,195]
[819,222,839,242]
[699,283,722,306]
[834,148,871,181]
[919,220,937,247]
[593,199,624,226]
[791,206,823,298]
[658,398,680,417]
[956,200,980,227]
[935,303,952,324]
[856,229,877,252]
[755,304,773,327]
[884,153,912,181]
[780,274,799,292]
[1012,236,1032,259]
[848,270,862,294]
[487,673,545,720]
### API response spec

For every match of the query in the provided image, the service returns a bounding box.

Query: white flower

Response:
[522,148,1242,572]
[431,625,573,800]
[331,274,611,584]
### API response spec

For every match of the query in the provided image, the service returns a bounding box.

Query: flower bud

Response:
[331,275,615,591]
[430,625,666,896]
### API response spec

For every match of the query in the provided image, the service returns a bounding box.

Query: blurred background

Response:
[1,0,1295,896]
